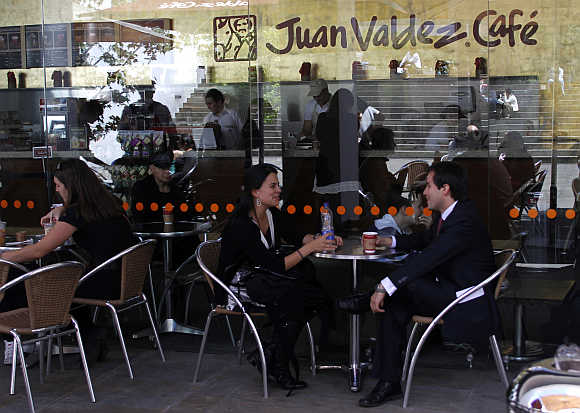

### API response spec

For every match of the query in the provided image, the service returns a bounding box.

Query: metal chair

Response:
[401,249,517,408]
[0,261,95,413]
[533,160,542,174]
[72,239,165,379]
[193,239,317,399]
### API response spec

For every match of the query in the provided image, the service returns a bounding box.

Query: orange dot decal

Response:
[423,208,432,217]
[287,205,296,214]
[371,206,380,216]
[319,205,326,214]
[546,209,557,219]
[509,208,519,219]
[150,202,159,212]
[388,206,397,216]
[195,203,204,213]
[0,200,7,209]
[13,200,21,209]
[337,206,346,215]
[354,206,363,216]
[122,202,129,211]
[180,203,188,213]
[26,201,35,209]
[226,203,234,213]
[304,205,313,215]
[405,207,414,216]
[565,209,576,219]
[528,209,538,219]
[210,203,219,213]
[164,203,174,212]
[136,202,144,211]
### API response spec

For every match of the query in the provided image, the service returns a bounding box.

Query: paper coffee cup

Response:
[362,231,378,254]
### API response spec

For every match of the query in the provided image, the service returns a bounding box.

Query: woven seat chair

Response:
[401,249,517,408]
[0,261,94,413]
[193,239,317,399]
[72,239,165,379]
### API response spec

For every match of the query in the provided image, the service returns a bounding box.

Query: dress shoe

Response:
[336,291,372,314]
[359,379,402,408]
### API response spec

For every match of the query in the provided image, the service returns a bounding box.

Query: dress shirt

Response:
[381,201,458,296]
[202,108,243,149]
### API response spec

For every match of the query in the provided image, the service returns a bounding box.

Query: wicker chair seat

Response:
[215,306,266,317]
[411,315,443,325]
[73,297,124,307]
[0,307,72,335]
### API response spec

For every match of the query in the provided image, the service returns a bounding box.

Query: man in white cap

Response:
[299,78,332,140]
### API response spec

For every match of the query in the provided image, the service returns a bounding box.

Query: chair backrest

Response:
[494,249,517,299]
[535,169,547,186]
[120,240,157,301]
[196,239,221,295]
[196,239,249,312]
[428,249,517,328]
[78,239,157,301]
[0,262,85,330]
[394,160,429,190]
[0,259,29,302]
[533,160,542,174]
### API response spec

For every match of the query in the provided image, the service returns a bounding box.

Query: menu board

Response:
[25,24,70,68]
[119,19,172,44]
[0,26,22,69]
[71,22,116,66]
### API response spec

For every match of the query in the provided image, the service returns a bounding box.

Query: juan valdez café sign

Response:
[266,9,539,54]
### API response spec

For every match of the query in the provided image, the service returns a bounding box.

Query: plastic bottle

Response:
[320,202,335,241]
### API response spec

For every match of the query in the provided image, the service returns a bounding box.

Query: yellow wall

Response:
[0,0,578,87]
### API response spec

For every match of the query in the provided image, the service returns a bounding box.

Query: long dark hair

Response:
[54,159,125,223]
[232,163,278,220]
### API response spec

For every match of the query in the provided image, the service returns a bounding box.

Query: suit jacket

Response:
[390,199,499,344]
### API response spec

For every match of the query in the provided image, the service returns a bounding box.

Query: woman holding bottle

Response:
[217,163,342,392]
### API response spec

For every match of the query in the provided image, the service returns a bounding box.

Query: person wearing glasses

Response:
[0,159,136,364]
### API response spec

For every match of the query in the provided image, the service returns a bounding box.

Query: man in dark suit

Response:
[342,161,497,408]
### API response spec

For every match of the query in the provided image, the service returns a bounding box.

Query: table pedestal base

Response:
[502,340,544,362]
[316,361,370,392]
[159,318,204,335]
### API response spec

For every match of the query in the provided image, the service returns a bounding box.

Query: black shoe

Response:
[336,291,372,314]
[358,379,402,408]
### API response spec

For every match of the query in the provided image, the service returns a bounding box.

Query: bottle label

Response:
[321,228,335,240]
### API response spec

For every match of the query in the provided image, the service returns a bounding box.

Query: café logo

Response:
[266,9,539,54]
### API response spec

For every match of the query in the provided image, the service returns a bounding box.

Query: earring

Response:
[256,198,262,207]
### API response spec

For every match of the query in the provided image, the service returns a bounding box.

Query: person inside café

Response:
[218,163,342,392]
[499,131,535,192]
[451,123,513,240]
[338,161,499,408]
[298,78,332,140]
[314,88,360,232]
[0,159,136,364]
[202,88,244,150]
[131,151,198,263]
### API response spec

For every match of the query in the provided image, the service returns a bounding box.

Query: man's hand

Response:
[370,291,386,313]
[376,236,393,248]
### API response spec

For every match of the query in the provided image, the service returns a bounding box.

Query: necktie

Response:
[436,218,443,236]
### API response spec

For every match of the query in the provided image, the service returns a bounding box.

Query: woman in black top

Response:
[218,164,342,391]
[1,159,135,361]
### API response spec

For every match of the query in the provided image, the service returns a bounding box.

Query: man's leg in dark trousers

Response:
[372,278,456,383]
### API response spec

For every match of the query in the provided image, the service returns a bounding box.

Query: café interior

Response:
[0,0,579,411]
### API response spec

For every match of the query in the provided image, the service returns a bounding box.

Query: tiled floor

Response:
[0,329,520,413]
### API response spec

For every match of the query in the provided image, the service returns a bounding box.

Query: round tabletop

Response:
[314,238,403,261]
[133,220,211,239]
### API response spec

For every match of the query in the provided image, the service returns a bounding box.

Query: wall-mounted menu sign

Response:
[25,24,70,68]
[71,22,116,66]
[0,26,23,69]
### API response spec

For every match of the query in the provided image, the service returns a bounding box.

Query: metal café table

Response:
[314,237,407,392]
[133,220,212,335]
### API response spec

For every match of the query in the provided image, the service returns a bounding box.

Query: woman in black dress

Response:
[218,164,342,391]
[1,159,136,362]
